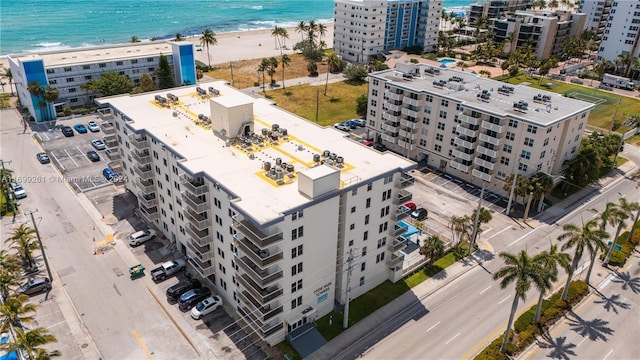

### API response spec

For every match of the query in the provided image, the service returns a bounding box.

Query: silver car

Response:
[91,139,106,150]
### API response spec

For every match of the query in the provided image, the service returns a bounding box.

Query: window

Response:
[508,119,518,128]
[291,296,302,309]
[543,138,549,146]
[292,210,303,220]
[425,95,433,102]
[377,237,386,249]
[291,262,303,275]
[363,231,368,241]
[540,150,546,159]
[360,276,365,286]
[351,206,356,213]
[291,226,303,240]
[364,215,370,225]
[500,156,510,165]
[116,61,124,66]
[350,223,355,230]
[434,144,442,152]
[376,252,385,263]
[131,59,138,64]
[436,133,443,141]
[361,262,366,271]
[439,110,447,119]
[82,65,90,70]
[66,77,75,83]
[291,245,303,258]
[520,150,531,160]
[503,144,512,153]
[366,198,371,208]
[441,99,449,107]
[505,132,515,141]
[291,279,303,293]
[98,63,106,68]
[518,163,528,172]
[63,67,72,72]
[524,137,534,147]
[362,246,367,257]
[437,122,445,130]
[527,125,538,134]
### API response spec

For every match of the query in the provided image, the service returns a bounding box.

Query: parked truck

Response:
[602,73,636,90]
[150,259,186,282]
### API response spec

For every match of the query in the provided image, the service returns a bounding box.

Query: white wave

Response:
[251,20,276,25]
[36,41,63,47]
[249,5,263,10]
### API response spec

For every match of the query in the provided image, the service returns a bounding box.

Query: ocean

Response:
[0,0,474,56]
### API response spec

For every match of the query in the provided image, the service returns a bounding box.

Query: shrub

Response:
[63,106,72,116]
[410,58,418,64]
[514,308,535,332]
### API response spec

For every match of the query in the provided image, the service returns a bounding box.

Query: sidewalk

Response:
[240,72,347,97]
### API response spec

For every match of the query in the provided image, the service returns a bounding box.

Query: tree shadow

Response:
[611,270,640,294]
[565,312,614,342]
[537,331,577,360]
[593,293,630,314]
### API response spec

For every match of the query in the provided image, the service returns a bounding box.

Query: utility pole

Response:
[343,248,354,329]
[324,63,330,96]
[469,182,485,256]
[315,89,320,123]
[0,159,14,217]
[505,160,520,216]
[610,99,623,170]
[230,61,234,87]
[28,209,53,301]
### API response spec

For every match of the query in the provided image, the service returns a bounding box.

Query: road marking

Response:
[507,226,542,247]
[482,227,494,235]
[77,145,90,162]
[132,330,154,359]
[426,321,440,333]
[488,226,511,240]
[498,295,511,304]
[576,337,587,347]
[445,332,460,344]
[64,149,78,167]
[479,286,492,295]
[603,349,613,360]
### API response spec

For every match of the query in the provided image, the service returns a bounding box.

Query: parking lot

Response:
[33,115,115,192]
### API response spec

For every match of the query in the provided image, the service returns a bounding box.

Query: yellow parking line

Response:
[132,330,154,359]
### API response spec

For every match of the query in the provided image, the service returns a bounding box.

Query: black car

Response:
[61,126,74,137]
[86,150,100,162]
[178,287,211,311]
[36,152,50,164]
[166,278,202,302]
[410,208,428,221]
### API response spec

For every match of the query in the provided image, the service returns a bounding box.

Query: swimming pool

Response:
[438,58,457,65]
[396,220,420,239]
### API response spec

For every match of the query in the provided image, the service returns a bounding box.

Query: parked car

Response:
[86,150,100,162]
[11,182,26,199]
[36,152,50,164]
[73,124,88,133]
[345,120,359,129]
[128,229,157,246]
[17,277,51,296]
[87,120,100,132]
[102,167,118,181]
[334,122,351,131]
[404,202,417,211]
[352,118,366,127]
[150,259,186,282]
[179,288,211,311]
[166,278,202,302]
[61,126,74,137]
[410,208,428,221]
[92,139,106,150]
[191,296,223,319]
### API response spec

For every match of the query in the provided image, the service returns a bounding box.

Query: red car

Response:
[404,202,417,211]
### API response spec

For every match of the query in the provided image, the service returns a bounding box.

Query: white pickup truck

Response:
[150,259,186,282]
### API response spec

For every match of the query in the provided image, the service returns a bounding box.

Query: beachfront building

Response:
[94,80,415,345]
[468,0,534,26]
[8,41,196,122]
[489,9,586,60]
[587,0,640,64]
[579,0,612,39]
[364,63,594,196]
[333,0,442,63]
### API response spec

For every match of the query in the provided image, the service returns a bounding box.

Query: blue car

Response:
[74,124,88,133]
[102,167,118,180]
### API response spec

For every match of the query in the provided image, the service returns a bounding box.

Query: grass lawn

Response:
[265,81,368,126]
[497,75,640,131]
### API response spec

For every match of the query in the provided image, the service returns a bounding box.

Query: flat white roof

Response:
[98,81,415,223]
[9,41,183,67]
[371,65,596,127]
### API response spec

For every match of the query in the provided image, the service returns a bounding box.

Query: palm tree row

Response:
[27,81,59,121]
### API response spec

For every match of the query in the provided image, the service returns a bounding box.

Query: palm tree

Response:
[0,250,21,298]
[0,294,38,332]
[419,235,445,262]
[449,215,472,246]
[3,68,14,95]
[603,198,640,266]
[441,10,449,31]
[280,54,291,91]
[130,36,140,43]
[257,58,269,94]
[33,348,62,360]
[272,26,283,50]
[6,223,40,269]
[534,244,571,323]
[307,19,318,45]
[327,52,342,73]
[296,21,307,42]
[27,81,45,121]
[2,327,59,360]
[615,52,636,77]
[266,57,279,86]
[557,219,608,299]
[317,23,327,41]
[174,33,185,41]
[493,250,549,352]
[43,86,59,120]
[200,28,218,67]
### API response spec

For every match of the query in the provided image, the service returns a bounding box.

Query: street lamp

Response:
[26,209,54,301]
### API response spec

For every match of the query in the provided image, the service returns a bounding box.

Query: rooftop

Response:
[97,81,415,224]
[9,41,183,67]
[371,64,595,127]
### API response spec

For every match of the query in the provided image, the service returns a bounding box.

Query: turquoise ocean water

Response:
[0,0,473,56]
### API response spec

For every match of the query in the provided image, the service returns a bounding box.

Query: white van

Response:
[129,229,157,246]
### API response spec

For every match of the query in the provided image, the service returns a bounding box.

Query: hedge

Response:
[599,220,640,266]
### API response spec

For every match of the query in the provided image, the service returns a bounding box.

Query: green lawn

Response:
[264,81,368,126]
[497,75,640,131]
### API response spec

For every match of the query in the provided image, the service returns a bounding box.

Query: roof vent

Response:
[497,85,514,95]
[433,80,447,87]
[449,76,463,83]
[533,94,551,103]
[477,89,491,102]
[196,87,207,97]
[513,100,529,112]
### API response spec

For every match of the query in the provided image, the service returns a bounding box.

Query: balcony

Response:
[137,192,157,207]
[182,192,209,213]
[237,291,283,322]
[401,108,418,118]
[479,133,500,146]
[397,140,414,151]
[133,164,153,180]
[139,204,158,222]
[129,135,149,150]
[181,175,209,196]
[391,206,410,221]
[105,149,121,161]
[384,103,400,112]
[381,133,397,144]
[236,264,283,298]
[387,253,405,268]
[185,223,213,246]
[402,96,420,106]
[233,217,283,248]
[472,169,492,182]
[388,236,407,252]
[477,145,497,158]
[398,129,417,141]
[455,126,479,138]
[382,112,400,123]
[235,237,284,268]
[390,222,409,237]
[384,91,402,101]
[131,150,151,164]
[187,239,214,260]
[474,157,495,171]
[107,161,122,174]
[136,178,155,194]
[400,118,417,129]
[101,122,116,135]
[481,122,503,133]
[188,255,215,277]
[185,209,212,231]
[457,114,479,125]
[454,137,475,150]
[237,305,282,338]
[381,123,399,132]
[104,135,118,148]
[395,172,414,189]
[451,149,473,161]
[393,189,413,205]
[450,159,469,173]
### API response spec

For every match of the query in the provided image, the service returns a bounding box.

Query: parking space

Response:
[34,115,115,192]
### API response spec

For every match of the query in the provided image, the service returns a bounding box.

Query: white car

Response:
[191,296,223,320]
[129,229,157,246]
[11,182,26,199]
[87,120,100,132]
[91,139,106,150]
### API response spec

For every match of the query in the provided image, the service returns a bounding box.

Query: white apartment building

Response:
[468,0,534,26]
[94,81,415,345]
[591,0,640,63]
[8,41,196,122]
[334,0,441,63]
[365,63,595,196]
[579,0,613,38]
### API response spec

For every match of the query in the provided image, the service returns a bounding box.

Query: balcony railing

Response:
[185,209,212,231]
[400,118,417,129]
[450,159,470,173]
[397,139,414,151]
[107,161,122,174]
[182,192,209,213]
[237,255,283,287]
[384,91,402,101]
[472,169,492,182]
[129,135,149,150]
[237,306,283,339]
[133,164,153,179]
[185,223,213,246]
[477,145,497,158]
[137,192,157,207]
[457,114,479,125]
[381,133,397,144]
[101,122,116,135]
[139,204,158,222]
[105,149,121,161]
[180,175,209,196]
[236,271,283,303]
[384,103,400,112]
[186,239,214,260]
[382,112,400,122]
[455,126,479,138]
[136,178,155,194]
[481,122,503,133]
[478,133,500,146]
[395,172,414,189]
[401,108,418,118]
[235,237,283,268]
[388,236,407,252]
[381,123,399,132]
[233,217,283,247]
[387,253,405,268]
[104,137,118,149]
[454,137,475,150]
[402,96,420,106]
[474,157,495,170]
[393,189,412,205]
[131,150,151,164]
[188,255,215,277]
[237,291,283,322]
[451,149,473,161]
